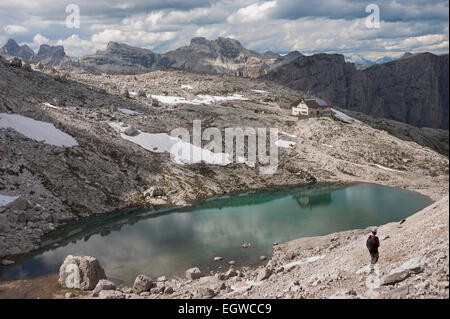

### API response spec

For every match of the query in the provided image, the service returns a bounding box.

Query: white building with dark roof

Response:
[292,98,332,117]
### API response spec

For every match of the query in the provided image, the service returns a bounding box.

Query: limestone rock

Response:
[59,255,107,290]
[381,257,426,286]
[144,186,165,198]
[6,198,29,211]
[121,89,130,99]
[133,274,153,293]
[93,279,116,297]
[186,267,202,280]
[98,290,125,299]
[257,267,272,281]
[241,242,252,249]
[124,126,139,137]
[23,64,32,72]
[9,57,22,68]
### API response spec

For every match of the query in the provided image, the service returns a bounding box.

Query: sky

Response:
[0,0,448,60]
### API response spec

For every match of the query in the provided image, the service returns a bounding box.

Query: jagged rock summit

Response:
[0,38,73,69]
[0,39,35,60]
[264,52,449,130]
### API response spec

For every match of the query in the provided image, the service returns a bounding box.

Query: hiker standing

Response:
[366,228,380,270]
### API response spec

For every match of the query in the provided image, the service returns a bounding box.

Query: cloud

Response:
[4,25,28,35]
[269,0,449,22]
[0,0,447,60]
[228,1,276,24]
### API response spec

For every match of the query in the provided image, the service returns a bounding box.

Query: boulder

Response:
[1,259,15,266]
[144,186,165,198]
[381,257,426,286]
[256,267,272,281]
[121,89,130,99]
[197,287,215,298]
[9,57,22,68]
[93,279,116,297]
[186,267,202,280]
[35,62,44,70]
[150,98,160,107]
[124,126,139,137]
[164,286,174,294]
[225,266,237,279]
[157,276,167,282]
[59,255,107,290]
[133,274,153,293]
[241,242,252,249]
[52,98,64,107]
[214,256,224,262]
[98,290,125,299]
[23,63,32,72]
[137,90,147,97]
[6,198,29,211]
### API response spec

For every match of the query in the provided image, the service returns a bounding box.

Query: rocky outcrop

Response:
[133,274,153,293]
[186,267,202,280]
[264,53,449,130]
[92,279,116,297]
[0,39,34,60]
[33,44,73,69]
[79,42,171,74]
[164,37,301,78]
[77,37,301,77]
[0,39,73,69]
[59,255,107,290]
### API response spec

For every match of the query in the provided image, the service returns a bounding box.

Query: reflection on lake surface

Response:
[0,183,432,284]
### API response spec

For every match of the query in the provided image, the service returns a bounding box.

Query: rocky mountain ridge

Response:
[3,37,447,130]
[264,52,449,130]
[0,39,73,69]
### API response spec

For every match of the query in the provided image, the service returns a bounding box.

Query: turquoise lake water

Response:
[0,183,432,284]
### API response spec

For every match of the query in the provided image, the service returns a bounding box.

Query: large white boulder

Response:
[59,255,107,290]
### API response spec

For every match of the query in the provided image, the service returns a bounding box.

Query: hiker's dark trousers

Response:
[370,252,379,265]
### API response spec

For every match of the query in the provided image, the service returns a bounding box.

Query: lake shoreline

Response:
[0,181,442,298]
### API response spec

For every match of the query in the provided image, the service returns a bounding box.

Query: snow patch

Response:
[43,102,58,109]
[331,108,362,124]
[0,113,78,147]
[283,255,326,269]
[252,89,269,94]
[276,140,296,148]
[0,194,20,207]
[151,94,247,106]
[280,131,297,138]
[118,108,142,115]
[109,122,232,166]
[373,164,403,173]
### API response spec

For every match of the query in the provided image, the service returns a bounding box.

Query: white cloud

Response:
[22,33,51,52]
[0,0,447,58]
[228,1,276,24]
[4,24,28,35]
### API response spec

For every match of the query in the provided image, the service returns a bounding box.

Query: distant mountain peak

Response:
[0,38,35,60]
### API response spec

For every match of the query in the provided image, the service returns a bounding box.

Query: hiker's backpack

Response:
[366,236,374,251]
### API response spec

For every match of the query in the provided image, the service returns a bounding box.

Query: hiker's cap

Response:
[371,228,377,234]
